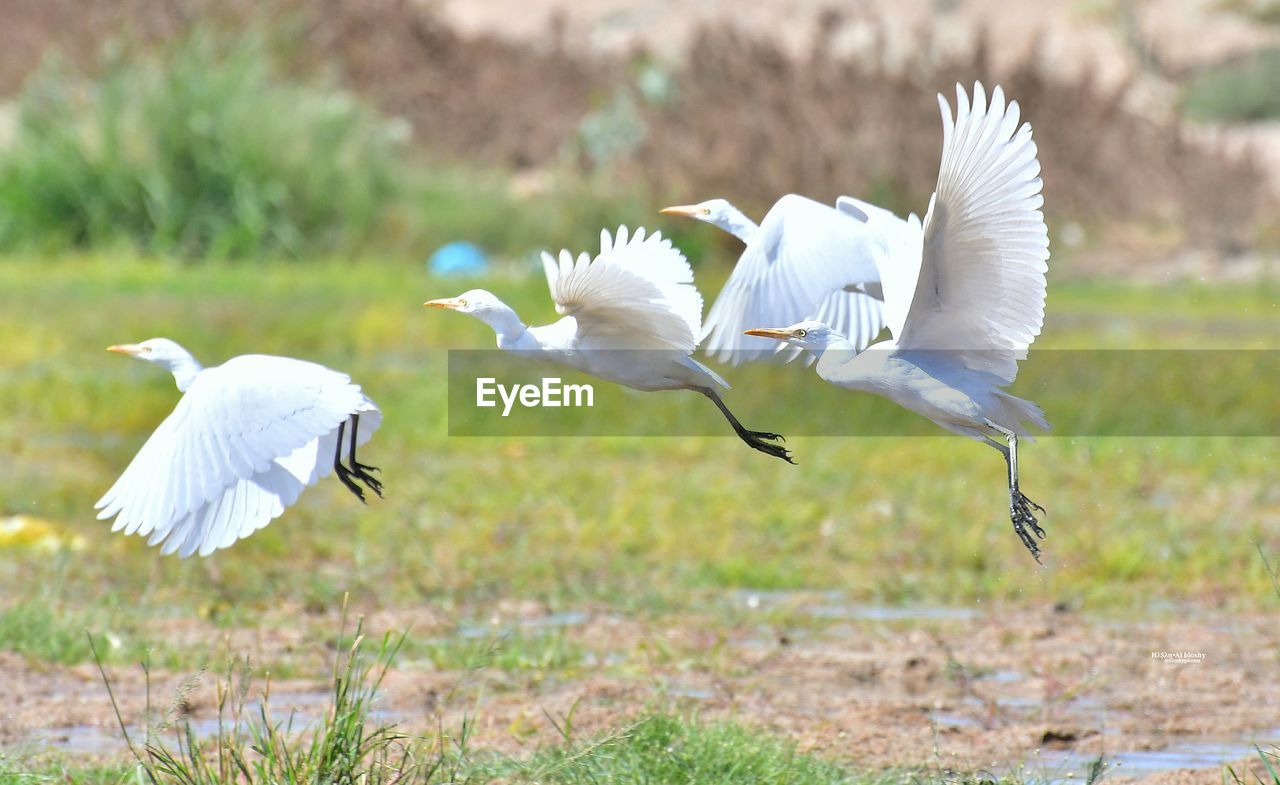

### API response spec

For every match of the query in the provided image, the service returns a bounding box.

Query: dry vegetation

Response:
[1,0,1270,256]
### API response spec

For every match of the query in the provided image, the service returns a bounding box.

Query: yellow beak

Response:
[424,298,462,310]
[106,344,142,355]
[659,204,705,218]
[743,328,792,341]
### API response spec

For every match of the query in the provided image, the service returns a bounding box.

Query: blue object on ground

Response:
[428,241,489,276]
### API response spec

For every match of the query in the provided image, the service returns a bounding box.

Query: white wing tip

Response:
[608,224,663,249]
[835,196,869,223]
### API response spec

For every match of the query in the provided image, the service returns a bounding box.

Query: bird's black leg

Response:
[346,414,383,498]
[986,426,1046,563]
[333,421,367,503]
[700,388,795,464]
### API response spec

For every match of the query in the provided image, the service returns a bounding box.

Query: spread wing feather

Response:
[702,195,891,365]
[541,226,703,353]
[894,83,1050,383]
[97,356,380,556]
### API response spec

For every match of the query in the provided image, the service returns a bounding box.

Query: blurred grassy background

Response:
[2,256,1277,670]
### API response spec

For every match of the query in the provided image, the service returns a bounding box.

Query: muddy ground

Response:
[4,600,1277,783]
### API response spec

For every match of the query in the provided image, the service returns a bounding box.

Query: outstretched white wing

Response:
[541,225,702,353]
[96,356,381,557]
[834,197,923,342]
[891,82,1050,383]
[702,194,891,365]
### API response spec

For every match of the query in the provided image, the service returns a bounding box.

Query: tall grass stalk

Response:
[89,601,471,784]
[1227,747,1280,785]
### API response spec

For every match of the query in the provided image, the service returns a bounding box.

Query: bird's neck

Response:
[815,341,893,392]
[711,205,759,244]
[167,355,204,392]
[812,337,859,378]
[476,304,530,350]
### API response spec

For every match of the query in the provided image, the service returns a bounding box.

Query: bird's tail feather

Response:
[995,391,1049,440]
[681,355,730,389]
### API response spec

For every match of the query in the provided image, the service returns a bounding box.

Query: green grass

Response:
[1218,0,1280,26]
[0,24,726,265]
[0,718,999,785]
[1228,747,1280,785]
[85,613,444,784]
[410,629,587,675]
[0,27,403,259]
[5,614,1018,785]
[1183,46,1280,122]
[470,713,862,784]
[0,598,166,668]
[0,761,136,785]
[0,253,1278,671]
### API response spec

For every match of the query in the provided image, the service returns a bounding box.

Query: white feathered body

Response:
[96,354,380,558]
[501,317,722,393]
[817,343,1048,441]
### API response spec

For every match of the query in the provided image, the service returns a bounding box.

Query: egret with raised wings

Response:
[97,339,382,557]
[660,193,902,364]
[426,226,792,463]
[745,83,1052,560]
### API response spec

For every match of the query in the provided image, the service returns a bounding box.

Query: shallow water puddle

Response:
[808,603,980,622]
[728,589,982,622]
[454,608,592,639]
[29,690,404,757]
[1029,732,1280,783]
[922,713,1280,780]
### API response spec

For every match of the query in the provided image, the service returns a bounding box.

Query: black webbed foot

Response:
[1010,490,1047,563]
[335,463,368,504]
[351,461,383,498]
[745,433,795,464]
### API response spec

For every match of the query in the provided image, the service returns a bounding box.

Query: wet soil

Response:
[4,600,1278,783]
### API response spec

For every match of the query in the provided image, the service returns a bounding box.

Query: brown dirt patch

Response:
[6,602,1278,782]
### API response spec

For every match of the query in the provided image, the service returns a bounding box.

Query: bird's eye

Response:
[458,299,468,308]
[143,346,153,353]
[701,207,711,215]
[795,329,807,338]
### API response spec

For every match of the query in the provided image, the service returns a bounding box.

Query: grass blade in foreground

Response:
[90,612,457,784]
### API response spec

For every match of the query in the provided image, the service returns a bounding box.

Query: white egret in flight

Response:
[746,83,1052,561]
[96,339,382,557]
[426,226,793,463]
[660,194,902,365]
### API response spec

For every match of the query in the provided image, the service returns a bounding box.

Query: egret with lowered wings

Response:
[660,193,902,365]
[746,83,1052,560]
[426,226,792,463]
[97,339,382,557]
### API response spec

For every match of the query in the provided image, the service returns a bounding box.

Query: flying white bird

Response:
[745,83,1052,561]
[660,193,901,365]
[96,339,382,557]
[425,226,793,463]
